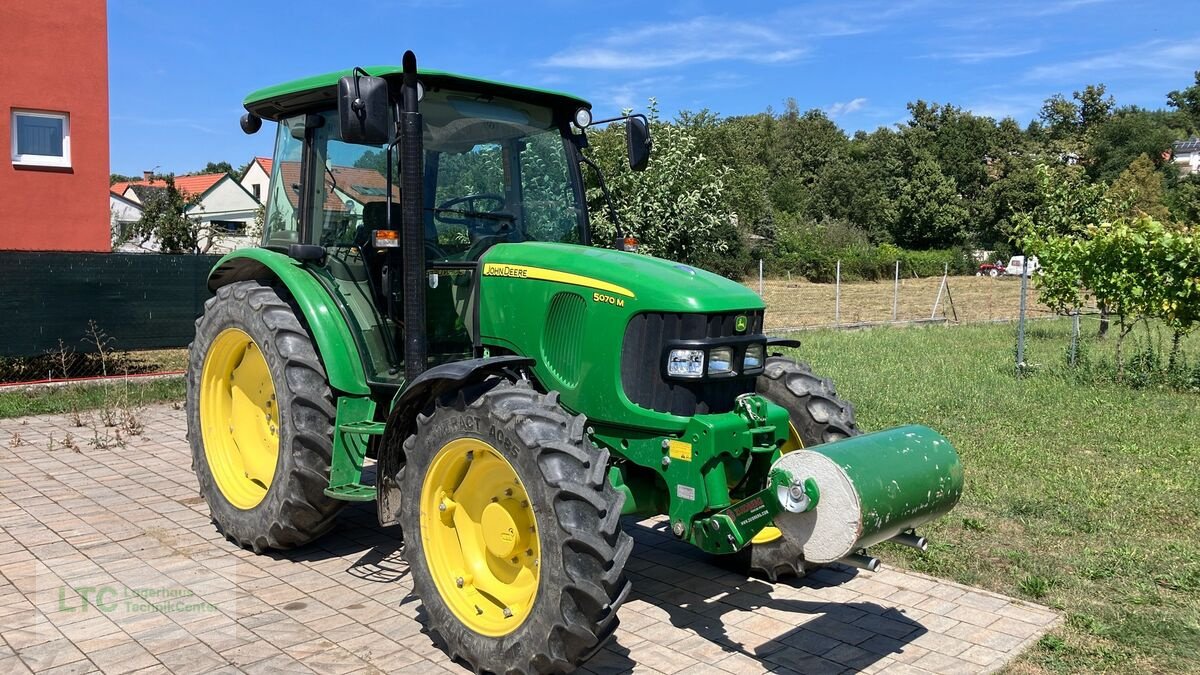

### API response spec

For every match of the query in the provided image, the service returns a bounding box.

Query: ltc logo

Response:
[734,315,748,333]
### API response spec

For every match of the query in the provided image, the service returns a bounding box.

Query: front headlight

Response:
[667,349,704,378]
[743,343,764,371]
[707,347,734,375]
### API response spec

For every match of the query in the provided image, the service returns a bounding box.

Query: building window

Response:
[252,183,261,200]
[11,110,71,168]
[212,220,247,235]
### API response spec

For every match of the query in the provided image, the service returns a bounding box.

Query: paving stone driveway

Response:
[0,403,1058,674]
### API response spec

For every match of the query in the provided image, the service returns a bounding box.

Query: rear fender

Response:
[376,356,534,526]
[207,249,370,396]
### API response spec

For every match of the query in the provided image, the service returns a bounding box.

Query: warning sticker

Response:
[668,440,693,462]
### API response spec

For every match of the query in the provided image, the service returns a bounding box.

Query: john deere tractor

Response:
[188,52,963,673]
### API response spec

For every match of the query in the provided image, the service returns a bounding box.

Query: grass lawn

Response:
[0,376,185,419]
[782,320,1200,672]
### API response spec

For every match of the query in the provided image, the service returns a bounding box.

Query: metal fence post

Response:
[1016,257,1029,373]
[930,264,948,320]
[892,260,900,322]
[835,260,841,326]
[758,259,764,297]
[1069,310,1080,367]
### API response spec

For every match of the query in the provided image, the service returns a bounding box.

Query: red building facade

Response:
[0,1,110,252]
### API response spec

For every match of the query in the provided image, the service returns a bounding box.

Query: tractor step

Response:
[337,421,386,435]
[323,483,377,501]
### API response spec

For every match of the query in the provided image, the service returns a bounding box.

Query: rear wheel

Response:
[721,356,860,581]
[399,380,632,673]
[187,280,343,552]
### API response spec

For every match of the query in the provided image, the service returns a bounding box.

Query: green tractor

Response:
[188,52,963,673]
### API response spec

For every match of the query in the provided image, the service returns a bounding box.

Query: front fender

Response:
[208,248,370,396]
[376,356,534,526]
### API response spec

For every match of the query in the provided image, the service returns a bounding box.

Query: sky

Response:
[108,0,1199,175]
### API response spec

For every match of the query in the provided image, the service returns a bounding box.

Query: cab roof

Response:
[243,66,591,121]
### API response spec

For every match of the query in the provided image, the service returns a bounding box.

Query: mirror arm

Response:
[578,153,624,245]
[590,113,644,126]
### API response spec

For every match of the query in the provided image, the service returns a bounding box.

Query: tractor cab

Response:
[238,63,649,383]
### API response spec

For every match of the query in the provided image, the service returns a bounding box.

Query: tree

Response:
[127,175,225,254]
[893,155,969,248]
[192,161,233,176]
[1087,108,1177,182]
[1106,154,1170,222]
[1074,83,1114,131]
[583,99,739,275]
[1026,217,1199,379]
[1167,173,1200,225]
[1039,94,1080,139]
[1167,70,1200,133]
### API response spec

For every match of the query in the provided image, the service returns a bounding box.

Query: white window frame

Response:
[11,110,71,168]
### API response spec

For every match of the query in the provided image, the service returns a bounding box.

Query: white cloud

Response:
[924,43,1040,64]
[542,17,807,70]
[1025,38,1200,82]
[825,98,868,116]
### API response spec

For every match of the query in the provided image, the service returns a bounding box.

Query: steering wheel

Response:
[432,193,506,225]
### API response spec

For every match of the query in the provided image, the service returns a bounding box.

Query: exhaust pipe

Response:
[840,551,880,572]
[889,530,928,552]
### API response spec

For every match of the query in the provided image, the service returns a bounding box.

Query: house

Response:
[0,1,110,252]
[240,156,272,204]
[111,171,261,253]
[1172,138,1200,175]
[109,191,143,252]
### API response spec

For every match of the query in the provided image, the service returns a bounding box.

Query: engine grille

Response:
[621,311,765,416]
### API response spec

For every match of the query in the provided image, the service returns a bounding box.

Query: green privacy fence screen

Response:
[0,253,219,358]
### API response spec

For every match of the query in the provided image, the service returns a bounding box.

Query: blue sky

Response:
[108,0,1198,175]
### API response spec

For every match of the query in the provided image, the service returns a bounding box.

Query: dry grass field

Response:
[748,274,1055,331]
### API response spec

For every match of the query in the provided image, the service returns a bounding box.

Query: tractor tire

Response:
[720,356,861,581]
[989,269,1000,277]
[187,280,344,553]
[398,379,632,674]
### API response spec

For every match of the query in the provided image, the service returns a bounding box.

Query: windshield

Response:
[261,91,585,260]
[423,92,583,261]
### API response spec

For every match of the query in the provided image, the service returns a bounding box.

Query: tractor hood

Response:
[479,242,764,315]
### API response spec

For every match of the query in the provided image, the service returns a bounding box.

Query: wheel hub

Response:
[420,437,540,637]
[198,328,279,510]
[481,500,527,559]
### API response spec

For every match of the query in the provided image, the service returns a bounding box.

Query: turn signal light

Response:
[623,236,639,252]
[373,230,399,248]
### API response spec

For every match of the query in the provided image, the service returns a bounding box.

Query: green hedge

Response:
[766,241,974,282]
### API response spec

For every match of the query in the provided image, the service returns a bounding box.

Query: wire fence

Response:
[752,258,1045,333]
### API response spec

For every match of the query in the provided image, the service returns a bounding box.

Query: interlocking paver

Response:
[0,403,1060,673]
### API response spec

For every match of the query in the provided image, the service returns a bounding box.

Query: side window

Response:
[315,124,392,248]
[519,133,576,243]
[263,116,302,247]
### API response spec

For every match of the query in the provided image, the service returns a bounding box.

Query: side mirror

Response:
[626,115,651,171]
[337,72,391,145]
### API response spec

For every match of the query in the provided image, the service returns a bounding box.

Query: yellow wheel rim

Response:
[199,328,280,510]
[753,422,806,546]
[420,438,540,637]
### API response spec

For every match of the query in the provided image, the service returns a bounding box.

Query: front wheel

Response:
[398,380,632,673]
[720,356,861,581]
